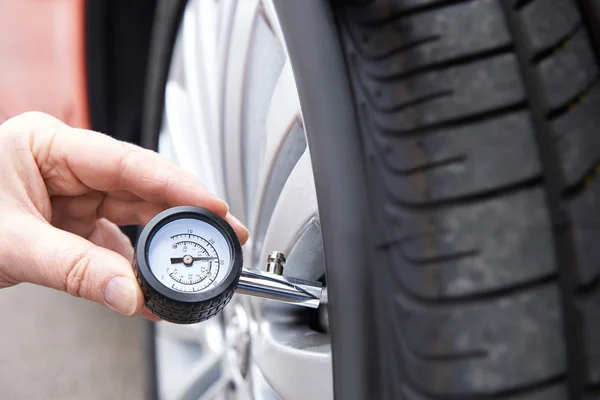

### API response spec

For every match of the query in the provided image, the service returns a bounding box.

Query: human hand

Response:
[0,112,248,319]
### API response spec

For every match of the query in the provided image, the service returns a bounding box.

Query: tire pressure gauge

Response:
[134,206,242,324]
[133,206,323,324]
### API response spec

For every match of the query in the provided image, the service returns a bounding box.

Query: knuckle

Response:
[163,174,175,201]
[0,112,64,164]
[0,112,56,136]
[116,146,138,189]
[65,248,94,298]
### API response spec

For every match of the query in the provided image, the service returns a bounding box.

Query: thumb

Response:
[2,213,143,316]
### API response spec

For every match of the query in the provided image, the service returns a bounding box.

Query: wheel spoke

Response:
[221,0,260,223]
[283,219,326,281]
[156,319,226,399]
[214,0,237,198]
[157,318,228,400]
[168,351,229,400]
[258,150,318,266]
[215,0,238,66]
[261,0,287,47]
[197,374,232,400]
[163,82,204,179]
[252,320,333,400]
[240,11,286,225]
[182,0,219,116]
[249,60,303,257]
[264,61,300,144]
[178,0,220,195]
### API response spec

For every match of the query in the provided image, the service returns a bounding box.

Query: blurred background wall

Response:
[0,1,159,398]
[0,0,89,127]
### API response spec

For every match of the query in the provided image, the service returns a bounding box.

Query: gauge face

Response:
[146,218,233,293]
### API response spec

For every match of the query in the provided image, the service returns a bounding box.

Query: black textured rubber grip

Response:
[134,257,237,324]
[132,206,243,325]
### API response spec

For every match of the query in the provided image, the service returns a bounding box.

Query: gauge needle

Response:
[170,257,218,264]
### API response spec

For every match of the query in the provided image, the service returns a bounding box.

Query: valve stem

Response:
[265,251,285,275]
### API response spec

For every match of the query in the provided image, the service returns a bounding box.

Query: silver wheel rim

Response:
[155,1,333,399]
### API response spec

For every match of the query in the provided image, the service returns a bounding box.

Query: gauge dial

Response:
[147,218,233,293]
[134,206,243,324]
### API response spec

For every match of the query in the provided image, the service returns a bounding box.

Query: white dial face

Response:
[147,218,232,293]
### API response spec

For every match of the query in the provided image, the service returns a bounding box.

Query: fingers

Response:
[50,193,104,238]
[2,212,143,317]
[97,198,168,227]
[53,216,161,321]
[87,219,134,261]
[87,219,162,321]
[13,112,228,216]
[225,212,250,245]
[8,111,249,245]
[51,192,168,231]
[100,202,250,244]
[53,192,250,244]
[141,307,161,322]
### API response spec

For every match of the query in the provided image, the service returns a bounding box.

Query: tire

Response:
[280,0,600,399]
[143,0,600,399]
[141,0,187,152]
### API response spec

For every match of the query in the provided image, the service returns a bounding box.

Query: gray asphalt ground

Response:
[0,284,149,399]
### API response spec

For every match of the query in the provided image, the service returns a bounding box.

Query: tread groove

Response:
[391,155,466,175]
[358,44,515,82]
[390,267,556,306]
[371,35,441,61]
[401,374,565,400]
[502,3,589,397]
[578,273,600,296]
[575,1,600,65]
[378,101,528,137]
[531,23,583,63]
[397,247,479,266]
[384,174,542,210]
[380,90,454,114]
[562,160,600,199]
[408,349,487,363]
[546,76,599,120]
[392,314,489,365]
[346,0,472,27]
[513,0,534,11]
[348,28,441,61]
[389,306,564,399]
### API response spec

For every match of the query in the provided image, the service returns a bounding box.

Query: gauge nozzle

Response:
[236,269,323,308]
[234,251,323,308]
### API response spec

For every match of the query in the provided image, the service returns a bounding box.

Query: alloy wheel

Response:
[153,1,332,399]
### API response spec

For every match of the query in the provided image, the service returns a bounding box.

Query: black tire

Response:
[141,0,188,152]
[280,0,600,399]
[144,0,600,399]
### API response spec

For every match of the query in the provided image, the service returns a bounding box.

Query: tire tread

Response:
[333,0,600,397]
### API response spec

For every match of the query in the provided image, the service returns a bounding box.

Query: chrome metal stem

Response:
[235,268,323,309]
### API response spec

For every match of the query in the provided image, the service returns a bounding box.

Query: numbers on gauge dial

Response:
[147,217,233,294]
[166,234,220,288]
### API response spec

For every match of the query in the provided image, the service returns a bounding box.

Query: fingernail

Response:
[228,213,250,238]
[220,199,229,214]
[104,277,138,316]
